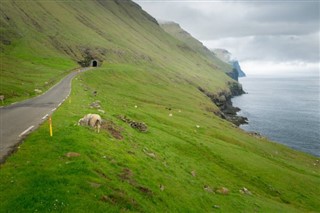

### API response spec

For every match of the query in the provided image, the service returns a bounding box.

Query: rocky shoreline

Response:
[198,82,248,126]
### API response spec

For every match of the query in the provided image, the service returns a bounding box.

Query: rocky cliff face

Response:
[212,49,246,79]
[198,82,247,126]
[232,60,246,77]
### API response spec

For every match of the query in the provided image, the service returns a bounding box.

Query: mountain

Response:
[0,1,319,212]
[0,2,234,104]
[159,21,239,80]
[212,48,246,78]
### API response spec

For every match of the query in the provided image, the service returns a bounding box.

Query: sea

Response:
[232,71,320,157]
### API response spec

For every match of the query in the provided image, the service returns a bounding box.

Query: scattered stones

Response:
[249,131,265,139]
[213,205,220,209]
[98,109,105,114]
[216,187,229,195]
[239,187,252,195]
[90,100,101,109]
[34,89,42,94]
[191,170,196,177]
[143,149,156,158]
[118,115,148,132]
[160,184,165,191]
[204,185,213,193]
[88,182,101,188]
[65,152,81,158]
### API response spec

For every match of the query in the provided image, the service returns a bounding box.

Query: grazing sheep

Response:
[78,114,102,133]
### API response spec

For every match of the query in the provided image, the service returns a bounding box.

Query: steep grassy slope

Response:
[0,0,231,105]
[0,0,319,212]
[159,21,232,75]
[1,64,319,212]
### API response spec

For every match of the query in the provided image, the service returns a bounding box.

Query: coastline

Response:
[232,74,320,157]
[198,81,248,126]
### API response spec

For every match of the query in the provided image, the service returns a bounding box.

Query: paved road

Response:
[0,68,90,163]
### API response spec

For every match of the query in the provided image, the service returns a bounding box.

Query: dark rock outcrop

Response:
[232,60,246,77]
[198,82,247,126]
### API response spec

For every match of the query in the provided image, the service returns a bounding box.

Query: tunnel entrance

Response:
[92,60,98,67]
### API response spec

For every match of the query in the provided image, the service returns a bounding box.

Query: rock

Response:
[98,109,105,114]
[213,205,220,209]
[143,149,156,158]
[160,184,165,191]
[65,152,81,157]
[218,95,226,102]
[90,100,101,109]
[249,132,265,139]
[216,187,229,195]
[169,113,173,117]
[204,185,213,193]
[34,89,42,94]
[130,122,148,132]
[0,95,4,103]
[118,115,148,132]
[239,187,252,195]
[191,170,196,177]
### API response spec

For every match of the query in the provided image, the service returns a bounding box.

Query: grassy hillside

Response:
[0,0,319,212]
[159,21,232,74]
[0,0,231,105]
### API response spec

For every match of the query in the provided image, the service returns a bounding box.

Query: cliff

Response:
[212,48,246,78]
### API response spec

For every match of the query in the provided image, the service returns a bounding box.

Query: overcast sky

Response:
[133,0,319,74]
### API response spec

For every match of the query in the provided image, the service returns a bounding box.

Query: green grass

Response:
[0,0,319,212]
[1,64,319,212]
[0,0,231,105]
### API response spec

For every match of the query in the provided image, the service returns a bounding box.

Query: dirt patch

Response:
[119,168,134,183]
[100,192,139,209]
[137,186,153,196]
[101,120,123,140]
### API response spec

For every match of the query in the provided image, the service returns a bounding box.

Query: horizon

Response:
[134,0,320,75]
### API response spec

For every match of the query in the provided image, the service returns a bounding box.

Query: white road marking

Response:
[19,125,34,137]
[51,108,56,112]
[42,114,49,120]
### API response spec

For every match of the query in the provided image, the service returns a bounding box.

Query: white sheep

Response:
[78,114,102,133]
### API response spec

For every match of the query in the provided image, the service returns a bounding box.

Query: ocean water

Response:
[232,71,320,157]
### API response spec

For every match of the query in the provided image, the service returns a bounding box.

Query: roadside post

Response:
[49,116,53,137]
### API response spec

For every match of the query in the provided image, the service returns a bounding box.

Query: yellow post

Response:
[49,116,53,137]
